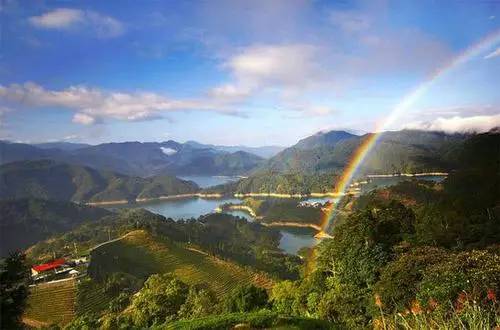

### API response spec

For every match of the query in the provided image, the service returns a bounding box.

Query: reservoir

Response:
[108,175,446,255]
[109,196,319,255]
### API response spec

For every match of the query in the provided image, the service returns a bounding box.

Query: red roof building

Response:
[31,258,66,276]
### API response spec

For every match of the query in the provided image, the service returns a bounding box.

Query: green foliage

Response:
[373,247,448,314]
[130,273,189,326]
[270,280,300,315]
[417,248,500,309]
[223,285,269,313]
[0,253,30,329]
[64,313,100,330]
[177,286,217,320]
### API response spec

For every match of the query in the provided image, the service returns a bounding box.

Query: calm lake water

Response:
[110,197,241,219]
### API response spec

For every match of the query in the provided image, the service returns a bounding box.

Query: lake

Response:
[108,196,319,254]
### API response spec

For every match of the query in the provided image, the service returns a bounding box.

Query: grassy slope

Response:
[24,280,76,325]
[88,230,274,297]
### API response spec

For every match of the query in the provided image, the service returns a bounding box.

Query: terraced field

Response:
[76,278,110,315]
[24,279,76,326]
[88,230,274,296]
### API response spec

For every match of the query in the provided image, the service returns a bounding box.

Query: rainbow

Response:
[319,29,500,235]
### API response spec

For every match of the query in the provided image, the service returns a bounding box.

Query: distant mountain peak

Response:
[295,130,356,150]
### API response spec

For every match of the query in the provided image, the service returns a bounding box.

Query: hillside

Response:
[88,230,273,297]
[294,130,356,150]
[204,172,340,195]
[260,129,465,174]
[0,160,199,203]
[0,199,110,257]
[0,140,264,177]
[24,280,76,326]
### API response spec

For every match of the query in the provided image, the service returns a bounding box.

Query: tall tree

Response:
[0,253,30,329]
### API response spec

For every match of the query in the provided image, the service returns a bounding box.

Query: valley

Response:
[1,130,499,329]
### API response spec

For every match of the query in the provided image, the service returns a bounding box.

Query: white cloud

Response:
[29,8,124,38]
[405,114,500,133]
[72,113,96,125]
[227,44,320,88]
[484,47,500,59]
[160,147,177,156]
[0,82,240,125]
[29,8,82,28]
[209,44,330,105]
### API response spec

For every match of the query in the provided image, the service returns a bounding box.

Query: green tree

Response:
[311,201,415,328]
[374,247,448,313]
[223,285,268,313]
[0,252,30,330]
[178,286,217,319]
[130,273,189,326]
[270,280,300,315]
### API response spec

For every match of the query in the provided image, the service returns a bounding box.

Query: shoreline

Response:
[234,192,345,198]
[366,172,448,178]
[86,191,342,206]
[216,205,260,218]
[260,221,323,232]
[86,193,223,206]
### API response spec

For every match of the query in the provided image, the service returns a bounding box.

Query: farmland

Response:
[88,230,274,297]
[24,279,76,326]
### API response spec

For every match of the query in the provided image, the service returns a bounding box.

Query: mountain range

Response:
[0,140,264,177]
[0,129,468,178]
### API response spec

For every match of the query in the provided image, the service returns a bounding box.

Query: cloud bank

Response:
[406,114,500,133]
[0,82,239,125]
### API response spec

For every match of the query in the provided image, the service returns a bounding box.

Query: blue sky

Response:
[0,0,499,146]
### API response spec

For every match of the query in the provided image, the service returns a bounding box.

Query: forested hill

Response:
[259,129,466,174]
[0,160,199,203]
[0,198,110,257]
